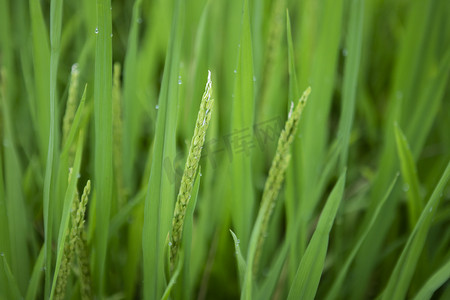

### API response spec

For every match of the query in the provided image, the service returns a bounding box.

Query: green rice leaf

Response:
[161,251,183,300]
[26,246,45,300]
[93,0,113,295]
[256,236,290,300]
[413,257,450,300]
[287,171,346,300]
[286,9,299,102]
[229,0,255,254]
[394,123,423,227]
[44,0,64,296]
[230,229,247,287]
[381,161,450,300]
[122,0,143,193]
[142,0,184,298]
[325,174,398,300]
[337,0,364,170]
[1,254,22,300]
[0,135,9,300]
[29,0,50,163]
[109,188,146,239]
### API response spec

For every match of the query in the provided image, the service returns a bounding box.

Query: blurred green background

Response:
[0,0,449,299]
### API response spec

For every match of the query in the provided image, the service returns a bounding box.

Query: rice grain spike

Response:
[253,87,311,275]
[170,71,214,270]
[54,169,79,300]
[75,180,92,300]
[62,63,80,145]
[62,63,80,165]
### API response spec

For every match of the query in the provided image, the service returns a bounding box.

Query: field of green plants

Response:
[0,0,449,299]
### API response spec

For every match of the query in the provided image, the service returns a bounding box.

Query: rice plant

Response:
[0,0,449,299]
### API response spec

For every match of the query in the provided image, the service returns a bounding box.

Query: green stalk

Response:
[44,0,64,296]
[93,0,113,295]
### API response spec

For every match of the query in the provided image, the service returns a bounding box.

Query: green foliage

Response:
[0,0,449,299]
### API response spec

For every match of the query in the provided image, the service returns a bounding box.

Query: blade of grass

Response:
[1,254,22,299]
[109,188,146,238]
[0,126,9,300]
[29,0,50,164]
[142,0,184,298]
[230,230,247,287]
[381,161,450,300]
[179,0,211,143]
[26,246,45,300]
[122,0,143,193]
[255,234,290,300]
[284,9,301,281]
[350,1,446,296]
[294,0,344,269]
[287,171,346,300]
[325,174,398,300]
[93,0,113,295]
[229,0,255,255]
[413,257,450,300]
[44,0,64,296]
[337,0,364,170]
[1,69,31,293]
[394,123,423,227]
[161,251,183,300]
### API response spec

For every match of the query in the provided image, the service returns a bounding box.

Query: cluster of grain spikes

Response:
[54,172,92,300]
[170,71,214,271]
[253,87,311,275]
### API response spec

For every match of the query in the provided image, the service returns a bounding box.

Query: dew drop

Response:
[95,27,99,34]
[253,76,256,82]
[0,252,4,257]
[403,184,409,192]
[233,69,237,74]
[168,242,172,246]
[110,33,113,37]
[155,104,159,110]
[71,63,79,74]
[137,18,143,24]
[342,48,348,56]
